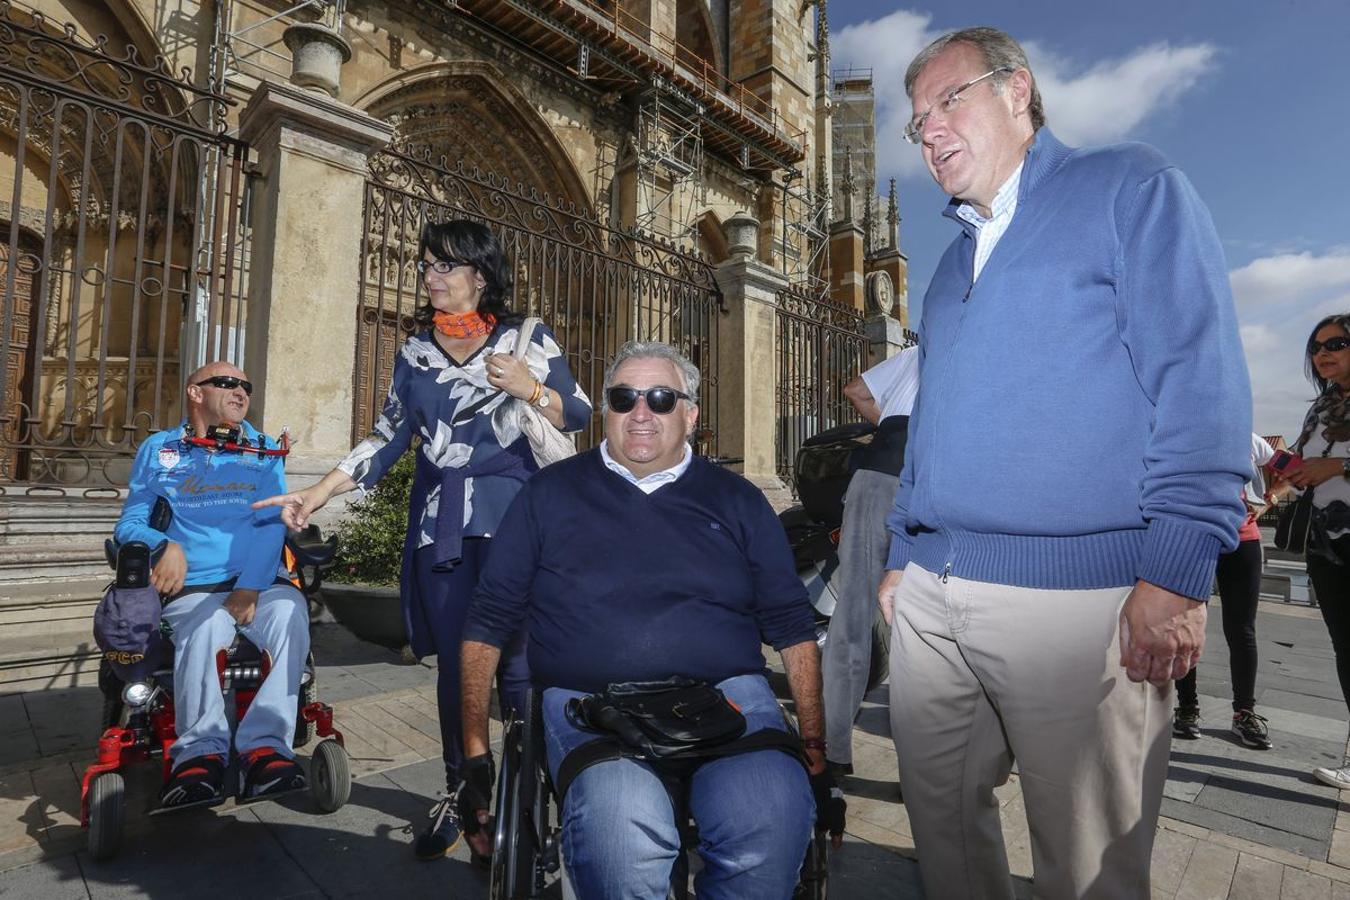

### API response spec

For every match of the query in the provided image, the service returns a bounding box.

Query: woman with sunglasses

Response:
[255,219,591,856]
[1275,314,1350,788]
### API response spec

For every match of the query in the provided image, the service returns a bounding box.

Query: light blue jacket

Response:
[886,129,1250,600]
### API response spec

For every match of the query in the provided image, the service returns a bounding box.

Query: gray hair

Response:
[904,27,1046,131]
[601,341,700,411]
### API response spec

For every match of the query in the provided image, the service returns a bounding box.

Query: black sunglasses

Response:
[195,375,253,396]
[606,386,690,414]
[1309,336,1350,355]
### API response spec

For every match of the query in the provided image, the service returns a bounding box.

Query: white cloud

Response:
[1230,250,1350,311]
[832,14,1217,182]
[1232,250,1350,441]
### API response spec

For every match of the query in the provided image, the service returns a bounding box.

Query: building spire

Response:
[886,177,899,250]
[840,146,855,223]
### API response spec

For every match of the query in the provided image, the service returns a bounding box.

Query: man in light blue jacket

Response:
[880,26,1250,900]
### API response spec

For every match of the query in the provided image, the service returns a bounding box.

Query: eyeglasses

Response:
[416,258,469,276]
[195,375,253,396]
[606,386,691,414]
[1309,336,1350,355]
[904,67,1013,144]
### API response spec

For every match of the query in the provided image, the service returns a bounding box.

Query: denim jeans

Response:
[541,673,813,900]
[161,583,309,763]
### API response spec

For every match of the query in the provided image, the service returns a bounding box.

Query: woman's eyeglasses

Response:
[606,386,691,414]
[416,258,469,276]
[195,375,253,396]
[1309,336,1350,355]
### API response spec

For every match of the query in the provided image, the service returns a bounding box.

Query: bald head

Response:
[186,360,251,432]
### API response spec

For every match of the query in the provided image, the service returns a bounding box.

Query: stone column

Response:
[237,79,394,482]
[829,219,865,311]
[714,212,791,501]
[867,246,909,330]
[863,271,908,367]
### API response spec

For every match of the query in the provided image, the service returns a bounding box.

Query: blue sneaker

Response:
[414,793,463,860]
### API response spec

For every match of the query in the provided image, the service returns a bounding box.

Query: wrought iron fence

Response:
[0,2,250,491]
[774,287,869,492]
[356,146,724,454]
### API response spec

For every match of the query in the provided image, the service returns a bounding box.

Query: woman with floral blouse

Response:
[256,220,591,859]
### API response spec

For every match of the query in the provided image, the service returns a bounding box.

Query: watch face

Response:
[538,391,550,408]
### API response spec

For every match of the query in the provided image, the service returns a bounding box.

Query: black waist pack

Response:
[565,677,747,758]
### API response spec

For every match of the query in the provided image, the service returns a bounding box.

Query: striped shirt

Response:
[956,162,1023,282]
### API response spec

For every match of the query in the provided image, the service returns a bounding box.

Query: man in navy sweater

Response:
[881,27,1250,899]
[460,341,841,897]
[115,361,308,808]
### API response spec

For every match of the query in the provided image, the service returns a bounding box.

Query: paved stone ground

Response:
[3,601,1350,898]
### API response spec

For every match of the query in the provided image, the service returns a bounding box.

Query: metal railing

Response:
[0,1,250,491]
[356,147,725,455]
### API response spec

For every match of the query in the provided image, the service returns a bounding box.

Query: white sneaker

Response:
[1314,766,1350,789]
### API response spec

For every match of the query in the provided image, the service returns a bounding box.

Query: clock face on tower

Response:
[866,271,895,316]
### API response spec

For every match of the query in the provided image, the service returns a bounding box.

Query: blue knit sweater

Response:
[464,450,818,693]
[886,129,1250,600]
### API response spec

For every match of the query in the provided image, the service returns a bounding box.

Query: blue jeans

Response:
[542,673,813,900]
[161,583,309,763]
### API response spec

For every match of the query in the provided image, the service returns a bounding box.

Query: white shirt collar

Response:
[599,440,693,494]
[956,161,1023,229]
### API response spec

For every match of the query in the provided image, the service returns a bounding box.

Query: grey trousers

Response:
[822,467,898,765]
[889,563,1171,900]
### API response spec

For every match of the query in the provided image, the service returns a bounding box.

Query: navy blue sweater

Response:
[464,450,817,693]
[888,129,1250,600]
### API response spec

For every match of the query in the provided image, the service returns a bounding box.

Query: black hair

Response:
[1305,313,1350,393]
[414,219,522,328]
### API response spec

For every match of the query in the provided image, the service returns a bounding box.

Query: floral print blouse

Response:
[337,321,592,547]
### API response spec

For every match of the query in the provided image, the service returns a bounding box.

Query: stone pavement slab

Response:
[2,596,1350,898]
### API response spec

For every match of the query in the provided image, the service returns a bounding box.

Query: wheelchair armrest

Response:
[286,525,337,568]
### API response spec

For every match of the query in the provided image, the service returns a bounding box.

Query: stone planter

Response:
[282,22,351,98]
[722,211,760,260]
[319,581,407,651]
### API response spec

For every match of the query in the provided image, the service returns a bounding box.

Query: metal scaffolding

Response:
[633,88,706,242]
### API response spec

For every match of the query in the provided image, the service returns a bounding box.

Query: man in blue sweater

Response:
[115,361,308,809]
[460,341,842,897]
[880,27,1250,899]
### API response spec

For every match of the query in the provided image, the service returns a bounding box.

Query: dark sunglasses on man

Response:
[195,375,253,396]
[606,386,691,414]
[1309,336,1350,355]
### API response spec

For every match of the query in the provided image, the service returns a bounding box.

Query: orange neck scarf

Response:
[432,309,496,339]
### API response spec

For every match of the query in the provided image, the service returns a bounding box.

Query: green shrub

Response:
[328,450,415,586]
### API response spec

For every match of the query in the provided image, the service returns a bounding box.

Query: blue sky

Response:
[831,0,1350,442]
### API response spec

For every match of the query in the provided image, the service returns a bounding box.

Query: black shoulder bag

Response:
[1275,439,1343,565]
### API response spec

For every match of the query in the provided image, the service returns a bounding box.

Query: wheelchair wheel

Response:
[87,772,125,862]
[793,830,830,900]
[309,739,351,813]
[490,692,549,900]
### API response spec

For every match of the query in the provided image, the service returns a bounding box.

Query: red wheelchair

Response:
[80,522,350,862]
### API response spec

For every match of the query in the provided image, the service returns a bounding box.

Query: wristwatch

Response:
[534,382,551,408]
[1342,458,1350,479]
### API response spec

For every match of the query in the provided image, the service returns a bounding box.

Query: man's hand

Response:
[809,768,847,849]
[151,542,187,596]
[1119,580,1207,687]
[877,569,903,628]
[224,589,260,626]
[457,752,495,858]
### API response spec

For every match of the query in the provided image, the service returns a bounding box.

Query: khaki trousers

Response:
[889,563,1172,900]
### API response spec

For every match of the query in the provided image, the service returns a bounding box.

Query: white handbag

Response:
[510,317,577,467]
